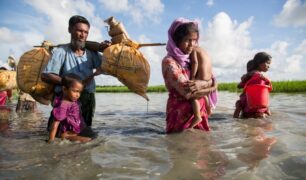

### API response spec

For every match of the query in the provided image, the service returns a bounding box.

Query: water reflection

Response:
[0,92,306,179]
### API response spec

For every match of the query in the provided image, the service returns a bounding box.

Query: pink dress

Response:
[52,96,86,134]
[0,90,11,106]
[242,72,272,117]
[162,56,210,133]
[0,91,8,106]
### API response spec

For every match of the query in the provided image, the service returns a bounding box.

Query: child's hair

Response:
[0,67,7,70]
[246,59,255,72]
[252,52,272,70]
[61,73,83,89]
[173,22,199,46]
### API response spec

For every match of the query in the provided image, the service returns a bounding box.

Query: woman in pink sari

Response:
[162,18,217,133]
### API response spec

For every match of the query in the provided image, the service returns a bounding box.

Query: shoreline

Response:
[96,80,306,93]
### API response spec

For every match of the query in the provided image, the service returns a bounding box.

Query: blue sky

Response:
[0,0,305,85]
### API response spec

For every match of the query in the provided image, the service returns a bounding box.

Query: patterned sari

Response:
[162,56,210,133]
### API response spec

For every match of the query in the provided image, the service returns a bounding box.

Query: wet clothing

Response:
[43,44,102,126]
[162,56,210,133]
[241,72,272,118]
[52,96,86,135]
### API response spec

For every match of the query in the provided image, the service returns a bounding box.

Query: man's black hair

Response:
[69,15,90,28]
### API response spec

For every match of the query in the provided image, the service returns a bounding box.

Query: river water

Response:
[0,92,306,179]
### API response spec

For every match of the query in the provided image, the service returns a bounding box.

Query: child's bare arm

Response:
[48,120,60,143]
[194,47,212,81]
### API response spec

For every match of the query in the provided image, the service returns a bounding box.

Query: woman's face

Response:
[259,59,271,72]
[177,32,198,54]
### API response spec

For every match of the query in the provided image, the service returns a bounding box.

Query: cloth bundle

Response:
[100,16,150,100]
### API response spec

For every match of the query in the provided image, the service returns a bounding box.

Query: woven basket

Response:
[17,48,54,105]
[0,70,17,91]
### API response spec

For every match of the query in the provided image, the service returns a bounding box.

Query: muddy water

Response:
[0,92,305,179]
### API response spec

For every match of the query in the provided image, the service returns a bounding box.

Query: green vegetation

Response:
[96,85,167,93]
[96,80,306,93]
[216,80,306,93]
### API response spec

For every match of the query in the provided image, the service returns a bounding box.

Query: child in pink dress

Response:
[0,67,12,106]
[48,74,91,143]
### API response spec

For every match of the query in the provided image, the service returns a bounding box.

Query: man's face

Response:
[70,22,89,48]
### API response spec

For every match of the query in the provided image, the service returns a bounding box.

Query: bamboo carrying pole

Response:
[34,41,166,52]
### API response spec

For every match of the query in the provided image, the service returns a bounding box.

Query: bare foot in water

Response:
[190,116,202,128]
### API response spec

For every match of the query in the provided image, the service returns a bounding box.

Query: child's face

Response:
[259,59,271,72]
[178,32,198,55]
[63,82,83,102]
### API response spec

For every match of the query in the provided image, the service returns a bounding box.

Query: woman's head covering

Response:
[166,18,199,68]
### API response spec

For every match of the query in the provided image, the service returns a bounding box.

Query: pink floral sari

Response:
[162,56,210,133]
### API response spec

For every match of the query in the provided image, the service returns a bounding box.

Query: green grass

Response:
[217,80,306,93]
[96,80,306,93]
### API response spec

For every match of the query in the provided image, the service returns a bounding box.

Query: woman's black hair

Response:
[252,52,272,70]
[172,22,198,46]
[69,15,90,29]
[61,73,83,89]
[0,67,7,70]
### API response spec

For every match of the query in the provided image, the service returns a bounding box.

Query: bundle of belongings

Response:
[17,41,54,105]
[86,17,157,101]
[16,17,164,104]
[0,70,16,91]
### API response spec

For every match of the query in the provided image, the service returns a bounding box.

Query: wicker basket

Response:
[0,70,17,91]
[17,48,54,105]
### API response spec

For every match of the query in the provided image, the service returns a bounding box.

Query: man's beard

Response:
[71,39,86,49]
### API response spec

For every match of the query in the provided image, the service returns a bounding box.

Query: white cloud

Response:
[198,12,306,82]
[98,0,129,12]
[0,0,115,84]
[137,35,166,85]
[294,39,306,55]
[99,0,164,25]
[274,0,306,27]
[285,55,302,73]
[206,0,214,7]
[200,12,254,81]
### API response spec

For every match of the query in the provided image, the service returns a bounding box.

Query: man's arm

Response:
[41,73,62,85]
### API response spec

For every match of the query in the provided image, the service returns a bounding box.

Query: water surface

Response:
[0,92,306,179]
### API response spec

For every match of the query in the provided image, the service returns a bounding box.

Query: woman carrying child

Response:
[48,74,92,143]
[233,52,272,118]
[162,18,217,133]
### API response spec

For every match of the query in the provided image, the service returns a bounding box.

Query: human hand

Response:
[100,40,111,51]
[93,67,103,76]
[184,80,210,93]
[184,80,200,93]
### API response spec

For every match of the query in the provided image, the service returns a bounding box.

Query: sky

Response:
[0,0,305,86]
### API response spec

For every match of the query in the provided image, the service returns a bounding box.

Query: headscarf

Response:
[166,18,199,68]
[166,18,218,109]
